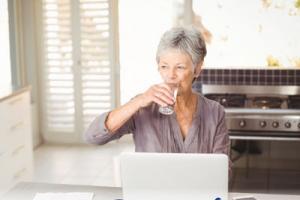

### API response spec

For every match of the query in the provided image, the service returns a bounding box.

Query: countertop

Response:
[0,85,30,102]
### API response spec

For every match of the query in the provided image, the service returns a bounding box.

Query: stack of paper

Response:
[33,192,94,200]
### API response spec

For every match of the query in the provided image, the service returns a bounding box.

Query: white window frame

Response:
[36,0,119,144]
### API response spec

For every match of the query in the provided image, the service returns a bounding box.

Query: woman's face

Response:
[158,49,200,94]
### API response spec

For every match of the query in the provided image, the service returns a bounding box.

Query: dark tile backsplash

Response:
[195,69,300,86]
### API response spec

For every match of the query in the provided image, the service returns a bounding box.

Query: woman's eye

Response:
[177,66,185,69]
[160,65,167,69]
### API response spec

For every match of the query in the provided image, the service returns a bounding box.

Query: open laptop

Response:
[120,152,228,200]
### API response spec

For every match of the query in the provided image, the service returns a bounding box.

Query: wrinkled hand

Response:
[138,84,175,108]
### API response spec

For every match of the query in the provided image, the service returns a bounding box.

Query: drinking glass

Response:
[158,83,178,115]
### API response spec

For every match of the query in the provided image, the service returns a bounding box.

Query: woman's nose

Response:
[167,68,177,79]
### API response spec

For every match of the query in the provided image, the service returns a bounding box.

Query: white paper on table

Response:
[32,192,94,200]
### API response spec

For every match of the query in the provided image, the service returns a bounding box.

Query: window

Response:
[0,0,12,87]
[40,0,118,143]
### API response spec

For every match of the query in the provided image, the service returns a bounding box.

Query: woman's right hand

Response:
[138,84,175,108]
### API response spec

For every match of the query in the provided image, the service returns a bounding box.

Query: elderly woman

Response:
[84,27,230,167]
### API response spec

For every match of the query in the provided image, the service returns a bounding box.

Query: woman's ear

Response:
[194,61,203,78]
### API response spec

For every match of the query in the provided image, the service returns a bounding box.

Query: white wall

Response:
[0,0,12,87]
[119,0,179,104]
[192,0,300,68]
[20,0,41,147]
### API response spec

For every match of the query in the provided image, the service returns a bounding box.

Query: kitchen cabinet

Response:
[0,87,33,196]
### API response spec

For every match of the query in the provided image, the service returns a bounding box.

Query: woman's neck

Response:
[175,90,197,111]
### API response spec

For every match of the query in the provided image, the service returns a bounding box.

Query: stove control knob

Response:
[259,121,267,128]
[221,98,227,104]
[285,122,291,128]
[239,120,246,128]
[272,121,279,128]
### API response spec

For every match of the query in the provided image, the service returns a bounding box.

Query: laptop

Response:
[120,152,228,200]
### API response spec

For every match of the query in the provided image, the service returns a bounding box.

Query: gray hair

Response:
[156,26,207,69]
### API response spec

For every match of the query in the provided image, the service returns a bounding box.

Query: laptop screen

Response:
[120,152,228,200]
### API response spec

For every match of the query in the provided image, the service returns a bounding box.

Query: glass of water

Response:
[158,83,178,115]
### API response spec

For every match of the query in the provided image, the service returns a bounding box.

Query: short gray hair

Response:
[156,26,207,69]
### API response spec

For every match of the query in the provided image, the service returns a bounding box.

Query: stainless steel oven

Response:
[202,85,300,141]
[199,82,300,192]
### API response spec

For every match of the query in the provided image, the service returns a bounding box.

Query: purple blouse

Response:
[84,94,231,159]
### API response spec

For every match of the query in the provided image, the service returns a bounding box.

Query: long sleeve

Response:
[83,111,135,145]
